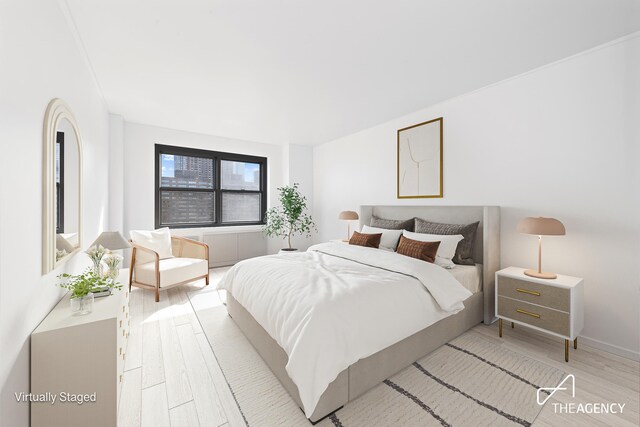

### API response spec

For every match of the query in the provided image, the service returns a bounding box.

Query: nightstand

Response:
[495,267,584,362]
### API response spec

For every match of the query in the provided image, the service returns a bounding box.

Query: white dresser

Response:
[31,273,130,427]
[495,267,584,362]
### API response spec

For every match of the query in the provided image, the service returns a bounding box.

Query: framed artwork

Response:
[396,117,443,198]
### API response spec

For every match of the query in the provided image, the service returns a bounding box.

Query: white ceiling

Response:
[65,0,640,146]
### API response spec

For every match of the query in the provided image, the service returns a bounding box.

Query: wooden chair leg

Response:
[128,248,136,291]
[155,260,160,302]
[205,274,209,286]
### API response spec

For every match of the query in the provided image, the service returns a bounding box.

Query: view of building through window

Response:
[156,146,266,227]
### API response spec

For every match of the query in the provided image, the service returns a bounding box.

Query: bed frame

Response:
[226,205,500,423]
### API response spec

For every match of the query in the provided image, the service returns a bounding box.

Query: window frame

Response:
[155,144,267,229]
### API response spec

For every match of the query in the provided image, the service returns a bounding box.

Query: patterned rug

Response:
[193,301,565,427]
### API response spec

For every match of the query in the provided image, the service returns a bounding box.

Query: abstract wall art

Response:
[397,117,443,198]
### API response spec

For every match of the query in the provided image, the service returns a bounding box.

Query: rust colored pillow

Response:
[349,231,382,248]
[396,235,440,263]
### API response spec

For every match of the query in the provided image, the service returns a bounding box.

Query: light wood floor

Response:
[119,268,639,427]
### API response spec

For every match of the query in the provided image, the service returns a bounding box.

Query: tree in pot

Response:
[263,183,316,251]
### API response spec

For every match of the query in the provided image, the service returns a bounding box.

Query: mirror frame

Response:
[43,98,83,274]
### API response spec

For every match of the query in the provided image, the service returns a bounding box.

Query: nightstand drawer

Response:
[498,276,569,312]
[497,296,569,336]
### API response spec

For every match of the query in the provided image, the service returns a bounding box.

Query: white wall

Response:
[109,114,125,233]
[0,1,110,425]
[122,122,286,253]
[283,144,316,250]
[314,34,640,359]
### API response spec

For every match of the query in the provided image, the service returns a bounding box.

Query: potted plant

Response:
[58,269,123,315]
[264,183,316,252]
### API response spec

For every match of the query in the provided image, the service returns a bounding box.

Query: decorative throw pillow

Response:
[403,230,463,268]
[396,236,440,263]
[130,227,174,259]
[414,218,479,265]
[370,215,414,232]
[349,231,382,248]
[361,225,403,251]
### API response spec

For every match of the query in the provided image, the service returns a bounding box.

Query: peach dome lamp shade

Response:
[517,217,566,279]
[338,211,359,241]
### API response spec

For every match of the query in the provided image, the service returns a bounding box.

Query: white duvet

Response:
[217,242,473,417]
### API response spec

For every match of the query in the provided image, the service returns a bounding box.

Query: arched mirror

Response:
[43,99,83,274]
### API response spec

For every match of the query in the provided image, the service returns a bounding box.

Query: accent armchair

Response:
[128,235,209,302]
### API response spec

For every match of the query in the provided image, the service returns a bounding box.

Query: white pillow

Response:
[361,225,403,251]
[402,230,464,269]
[130,227,173,259]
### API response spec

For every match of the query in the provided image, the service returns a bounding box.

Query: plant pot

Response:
[278,248,299,254]
[70,293,94,315]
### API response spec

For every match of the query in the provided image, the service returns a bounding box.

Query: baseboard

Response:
[579,335,640,362]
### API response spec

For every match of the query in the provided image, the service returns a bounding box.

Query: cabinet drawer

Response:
[498,296,569,336]
[497,275,569,312]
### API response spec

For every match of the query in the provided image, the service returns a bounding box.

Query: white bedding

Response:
[449,264,483,294]
[217,242,473,417]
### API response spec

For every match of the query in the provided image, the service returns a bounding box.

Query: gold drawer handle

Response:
[516,288,540,296]
[516,309,540,318]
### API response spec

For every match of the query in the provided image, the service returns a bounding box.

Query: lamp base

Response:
[524,269,557,280]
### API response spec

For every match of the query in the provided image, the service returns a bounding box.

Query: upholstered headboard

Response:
[360,205,500,324]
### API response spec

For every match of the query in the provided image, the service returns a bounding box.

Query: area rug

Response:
[193,300,565,427]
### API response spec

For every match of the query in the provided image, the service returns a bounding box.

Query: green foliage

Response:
[58,269,123,299]
[263,183,316,249]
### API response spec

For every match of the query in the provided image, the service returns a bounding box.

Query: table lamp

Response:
[91,231,131,251]
[338,211,359,241]
[517,217,565,279]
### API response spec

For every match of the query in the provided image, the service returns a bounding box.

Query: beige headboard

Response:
[360,205,500,324]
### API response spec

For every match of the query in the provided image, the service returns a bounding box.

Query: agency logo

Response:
[537,374,626,415]
[537,374,575,405]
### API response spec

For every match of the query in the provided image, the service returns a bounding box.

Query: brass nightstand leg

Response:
[511,322,514,328]
[565,339,569,362]
[574,338,577,349]
[499,319,502,337]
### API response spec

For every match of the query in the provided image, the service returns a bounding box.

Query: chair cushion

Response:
[134,257,208,287]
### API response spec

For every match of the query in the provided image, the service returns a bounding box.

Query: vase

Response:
[70,293,94,315]
[107,265,119,280]
[92,262,104,278]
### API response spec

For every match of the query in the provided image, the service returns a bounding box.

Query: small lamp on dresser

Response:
[338,210,359,241]
[517,216,565,279]
[90,231,131,251]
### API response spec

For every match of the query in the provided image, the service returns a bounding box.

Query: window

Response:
[55,131,64,233]
[155,144,267,228]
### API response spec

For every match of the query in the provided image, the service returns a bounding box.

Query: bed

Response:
[219,205,500,423]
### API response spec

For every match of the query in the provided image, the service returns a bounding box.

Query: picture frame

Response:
[396,117,443,198]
